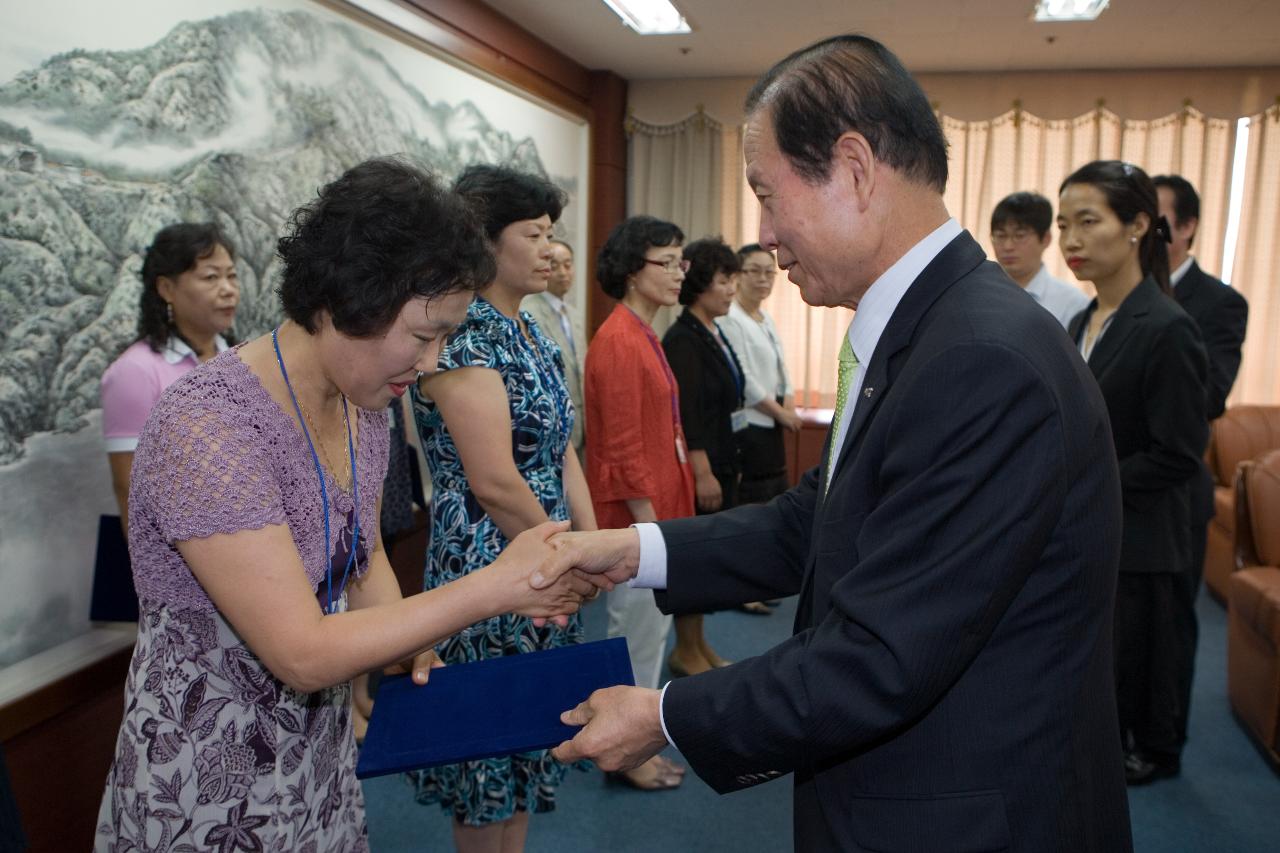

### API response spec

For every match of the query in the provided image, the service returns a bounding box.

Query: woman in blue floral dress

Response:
[410,165,597,852]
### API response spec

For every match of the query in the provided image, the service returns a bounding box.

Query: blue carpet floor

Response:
[363,590,1279,852]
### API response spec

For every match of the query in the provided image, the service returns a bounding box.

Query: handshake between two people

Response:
[487,520,642,626]
[498,522,673,776]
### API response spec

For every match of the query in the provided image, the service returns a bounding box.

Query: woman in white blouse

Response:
[719,244,803,613]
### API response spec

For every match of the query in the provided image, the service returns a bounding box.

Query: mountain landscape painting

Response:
[0,0,589,669]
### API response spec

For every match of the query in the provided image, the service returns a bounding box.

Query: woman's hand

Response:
[385,648,445,685]
[695,470,723,513]
[778,407,803,433]
[483,520,605,624]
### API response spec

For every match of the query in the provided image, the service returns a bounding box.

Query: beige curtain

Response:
[1228,105,1280,406]
[726,105,1245,408]
[627,109,725,336]
[943,105,1237,283]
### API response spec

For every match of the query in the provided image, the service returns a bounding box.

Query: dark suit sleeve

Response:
[1118,315,1208,500]
[655,465,820,610]
[660,342,1070,792]
[1200,288,1248,419]
[663,330,714,452]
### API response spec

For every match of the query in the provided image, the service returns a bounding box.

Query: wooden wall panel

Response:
[1,647,131,851]
[588,70,629,335]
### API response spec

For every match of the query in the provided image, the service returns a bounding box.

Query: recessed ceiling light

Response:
[601,0,691,35]
[1034,0,1110,21]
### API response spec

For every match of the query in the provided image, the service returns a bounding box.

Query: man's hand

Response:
[551,686,669,772]
[531,528,642,590]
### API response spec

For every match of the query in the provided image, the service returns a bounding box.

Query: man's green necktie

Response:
[825,335,859,494]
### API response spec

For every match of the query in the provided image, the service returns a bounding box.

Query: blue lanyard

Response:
[272,328,360,614]
[714,323,746,405]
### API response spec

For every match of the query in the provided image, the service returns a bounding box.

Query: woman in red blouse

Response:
[584,215,697,790]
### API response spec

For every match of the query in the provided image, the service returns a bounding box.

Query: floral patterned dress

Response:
[95,348,387,852]
[408,297,583,826]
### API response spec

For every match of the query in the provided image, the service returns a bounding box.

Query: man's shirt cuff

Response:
[658,681,676,748]
[629,522,669,589]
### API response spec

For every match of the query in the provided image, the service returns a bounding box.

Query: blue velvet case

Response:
[355,637,634,778]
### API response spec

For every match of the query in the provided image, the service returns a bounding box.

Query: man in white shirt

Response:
[520,239,586,455]
[990,191,1089,329]
[535,34,1130,853]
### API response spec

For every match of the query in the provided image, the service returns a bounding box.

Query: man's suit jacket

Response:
[521,292,586,451]
[655,232,1132,852]
[1173,261,1247,523]
[1068,279,1209,574]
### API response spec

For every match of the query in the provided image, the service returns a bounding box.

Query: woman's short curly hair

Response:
[138,222,236,352]
[679,237,741,306]
[277,157,494,337]
[596,215,684,300]
[452,164,567,240]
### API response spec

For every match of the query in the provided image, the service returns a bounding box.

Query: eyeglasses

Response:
[740,265,777,279]
[991,229,1037,244]
[644,258,691,275]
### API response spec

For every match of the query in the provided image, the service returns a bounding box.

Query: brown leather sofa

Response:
[1227,448,1280,767]
[1205,406,1280,601]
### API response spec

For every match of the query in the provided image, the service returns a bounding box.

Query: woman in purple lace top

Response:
[94,159,601,853]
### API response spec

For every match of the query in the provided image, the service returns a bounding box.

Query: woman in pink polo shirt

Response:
[100,223,240,527]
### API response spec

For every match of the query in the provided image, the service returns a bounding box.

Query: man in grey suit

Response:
[521,239,586,455]
[535,34,1131,853]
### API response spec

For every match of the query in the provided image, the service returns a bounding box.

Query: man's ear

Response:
[831,131,876,211]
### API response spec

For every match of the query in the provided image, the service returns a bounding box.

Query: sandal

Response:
[652,755,687,776]
[606,758,683,790]
[740,601,772,615]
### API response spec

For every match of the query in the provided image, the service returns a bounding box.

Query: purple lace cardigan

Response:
[127,347,389,612]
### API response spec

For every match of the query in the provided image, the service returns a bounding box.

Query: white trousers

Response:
[605,582,673,689]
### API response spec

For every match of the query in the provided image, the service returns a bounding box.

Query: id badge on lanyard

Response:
[730,409,750,433]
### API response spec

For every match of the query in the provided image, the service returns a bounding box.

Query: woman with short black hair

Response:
[661,236,745,668]
[408,164,597,850]
[582,215,699,790]
[94,158,597,852]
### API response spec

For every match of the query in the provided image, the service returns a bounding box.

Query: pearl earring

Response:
[1129,236,1137,244]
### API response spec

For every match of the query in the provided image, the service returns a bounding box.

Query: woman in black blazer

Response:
[1060,160,1208,786]
[662,236,746,676]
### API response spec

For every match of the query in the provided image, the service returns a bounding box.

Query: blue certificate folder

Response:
[355,637,634,778]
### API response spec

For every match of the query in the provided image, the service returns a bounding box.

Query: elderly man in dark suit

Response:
[535,35,1132,852]
[1153,173,1249,756]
